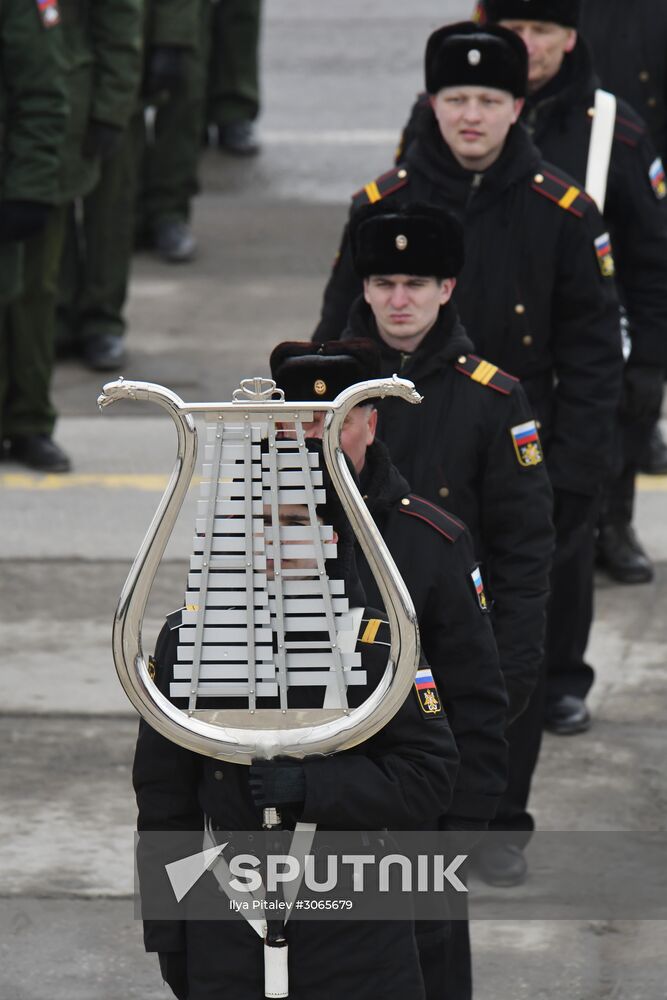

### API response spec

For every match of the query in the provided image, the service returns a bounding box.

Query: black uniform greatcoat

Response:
[358,440,508,826]
[315,122,623,500]
[580,0,667,160]
[520,37,667,368]
[133,606,460,1000]
[391,35,667,366]
[357,446,504,1000]
[342,299,554,723]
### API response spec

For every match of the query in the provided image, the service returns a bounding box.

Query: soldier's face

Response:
[301,405,378,474]
[430,86,524,171]
[363,275,455,353]
[263,504,337,581]
[500,20,577,93]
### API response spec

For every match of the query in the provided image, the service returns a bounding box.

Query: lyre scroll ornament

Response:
[98,374,422,998]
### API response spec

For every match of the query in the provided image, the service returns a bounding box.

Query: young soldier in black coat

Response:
[269,338,509,1000]
[476,0,667,611]
[133,440,460,1000]
[315,25,620,554]
[314,24,623,883]
[326,201,554,896]
[329,202,554,731]
[579,0,667,476]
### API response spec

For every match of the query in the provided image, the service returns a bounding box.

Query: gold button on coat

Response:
[534,173,544,183]
[514,303,525,315]
[639,70,650,82]
[438,486,450,498]
[214,770,223,781]
[522,335,533,346]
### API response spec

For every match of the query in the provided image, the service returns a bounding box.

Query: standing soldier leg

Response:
[0,303,9,451]
[0,242,22,450]
[142,0,210,263]
[5,207,70,472]
[543,521,597,730]
[209,0,262,155]
[476,657,547,885]
[639,412,667,475]
[76,129,137,371]
[598,415,658,583]
[478,524,596,885]
[55,205,82,356]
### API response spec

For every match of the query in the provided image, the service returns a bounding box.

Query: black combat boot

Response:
[596,523,654,584]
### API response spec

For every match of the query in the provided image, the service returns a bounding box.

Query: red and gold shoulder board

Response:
[454,353,519,396]
[614,112,644,149]
[398,494,465,544]
[351,166,410,211]
[531,168,592,218]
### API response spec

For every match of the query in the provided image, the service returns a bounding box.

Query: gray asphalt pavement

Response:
[1,2,667,998]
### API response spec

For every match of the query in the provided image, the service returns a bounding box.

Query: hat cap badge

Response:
[395,234,408,250]
[313,378,327,396]
[468,48,481,66]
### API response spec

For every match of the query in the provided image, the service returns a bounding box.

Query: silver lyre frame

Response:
[98,376,423,764]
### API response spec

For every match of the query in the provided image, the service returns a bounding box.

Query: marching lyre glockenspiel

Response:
[98,373,423,998]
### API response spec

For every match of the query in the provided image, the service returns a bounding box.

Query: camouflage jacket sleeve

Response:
[145,0,199,49]
[0,0,67,204]
[89,0,143,128]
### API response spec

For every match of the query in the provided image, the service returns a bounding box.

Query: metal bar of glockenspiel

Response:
[188,415,225,715]
[243,416,258,713]
[267,416,289,713]
[293,420,349,714]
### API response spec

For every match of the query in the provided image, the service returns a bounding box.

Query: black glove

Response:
[145,45,187,101]
[248,758,306,809]
[621,364,665,423]
[0,200,51,243]
[158,951,188,1000]
[551,488,594,568]
[82,119,124,161]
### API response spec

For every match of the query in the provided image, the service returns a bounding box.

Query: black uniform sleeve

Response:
[607,113,667,367]
[301,645,459,828]
[132,624,203,954]
[547,201,625,495]
[359,517,508,824]
[420,531,508,822]
[313,221,364,343]
[480,385,554,721]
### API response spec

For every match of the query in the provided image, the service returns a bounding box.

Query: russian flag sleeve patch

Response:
[414,668,445,718]
[594,232,615,277]
[470,566,490,613]
[649,158,667,200]
[510,420,544,467]
[36,0,60,27]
